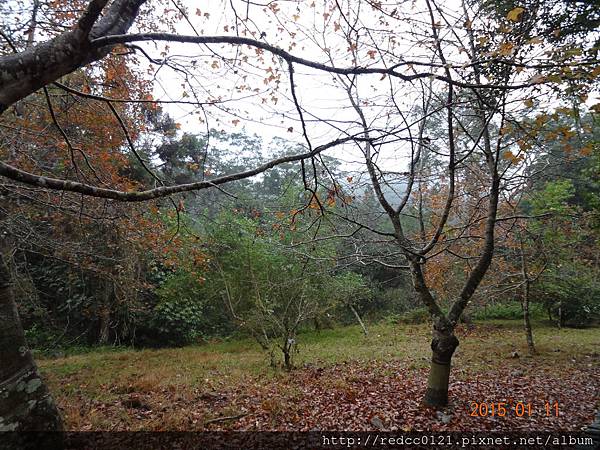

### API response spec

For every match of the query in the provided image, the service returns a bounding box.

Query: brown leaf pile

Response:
[62,358,599,432]
[210,362,599,432]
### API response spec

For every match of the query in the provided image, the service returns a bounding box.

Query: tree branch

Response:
[91,33,538,91]
[0,136,359,201]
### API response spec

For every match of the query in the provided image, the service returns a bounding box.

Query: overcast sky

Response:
[134,0,459,176]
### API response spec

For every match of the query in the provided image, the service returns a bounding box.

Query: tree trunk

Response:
[0,253,63,431]
[283,347,291,371]
[313,317,321,332]
[519,240,536,355]
[558,301,562,329]
[98,309,110,345]
[349,304,368,336]
[523,304,536,355]
[98,280,112,345]
[522,283,536,355]
[423,325,459,407]
[282,336,294,371]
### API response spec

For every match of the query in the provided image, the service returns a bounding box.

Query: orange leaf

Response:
[506,7,525,22]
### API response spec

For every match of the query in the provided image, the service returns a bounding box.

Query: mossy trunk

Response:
[423,328,459,407]
[0,253,63,431]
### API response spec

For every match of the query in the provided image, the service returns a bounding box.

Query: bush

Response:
[542,291,600,328]
[24,324,63,352]
[471,302,544,321]
[387,307,431,325]
[375,287,417,314]
[139,271,208,346]
[148,297,205,346]
[551,297,600,328]
[535,267,600,328]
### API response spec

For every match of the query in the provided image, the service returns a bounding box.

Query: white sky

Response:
[137,0,460,173]
[126,0,597,192]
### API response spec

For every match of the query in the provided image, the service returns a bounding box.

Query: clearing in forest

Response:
[38,320,600,432]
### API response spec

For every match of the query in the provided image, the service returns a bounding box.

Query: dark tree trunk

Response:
[522,282,536,355]
[523,303,536,355]
[98,309,110,345]
[520,241,536,355]
[423,323,459,407]
[98,280,113,345]
[313,317,322,332]
[282,337,293,370]
[0,253,63,431]
[283,348,291,370]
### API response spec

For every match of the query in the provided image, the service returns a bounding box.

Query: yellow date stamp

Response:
[469,401,560,417]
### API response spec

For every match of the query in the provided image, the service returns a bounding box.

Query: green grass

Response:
[39,318,600,388]
[37,319,600,429]
[38,322,425,391]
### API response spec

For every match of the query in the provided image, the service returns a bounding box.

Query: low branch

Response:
[0,136,357,201]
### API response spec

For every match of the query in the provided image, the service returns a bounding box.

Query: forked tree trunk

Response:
[423,324,459,407]
[0,253,63,431]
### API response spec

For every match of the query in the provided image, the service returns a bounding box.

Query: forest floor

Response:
[38,320,600,431]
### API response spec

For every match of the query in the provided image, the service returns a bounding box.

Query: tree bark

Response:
[558,301,563,330]
[409,261,460,407]
[423,321,459,407]
[283,348,291,371]
[0,253,63,431]
[0,0,146,113]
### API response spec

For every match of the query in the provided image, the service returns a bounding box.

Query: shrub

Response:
[148,297,205,346]
[471,302,544,321]
[535,266,600,328]
[387,307,431,324]
[24,324,63,352]
[374,287,417,315]
[140,271,208,346]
